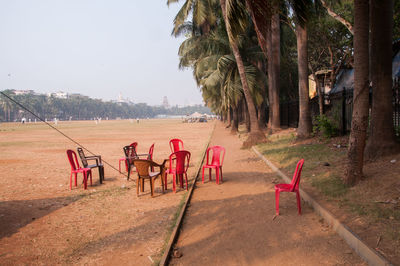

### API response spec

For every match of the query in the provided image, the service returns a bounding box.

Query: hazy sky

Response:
[0,0,204,106]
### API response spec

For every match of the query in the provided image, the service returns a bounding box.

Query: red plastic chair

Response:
[275,159,304,215]
[147,143,154,160]
[169,138,184,153]
[202,145,225,184]
[165,150,191,193]
[147,143,155,171]
[119,142,138,173]
[66,149,92,190]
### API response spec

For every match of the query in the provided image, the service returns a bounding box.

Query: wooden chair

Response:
[77,147,104,184]
[133,159,167,197]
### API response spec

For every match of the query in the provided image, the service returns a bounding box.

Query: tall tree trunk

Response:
[271,13,280,130]
[226,107,232,128]
[244,99,251,132]
[267,17,273,131]
[344,0,370,186]
[231,105,239,133]
[296,24,312,138]
[220,0,266,146]
[258,101,267,129]
[365,0,399,159]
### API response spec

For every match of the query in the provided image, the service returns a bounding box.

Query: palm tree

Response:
[365,0,399,160]
[220,0,266,146]
[167,0,218,36]
[226,0,281,131]
[344,0,369,185]
[177,18,265,133]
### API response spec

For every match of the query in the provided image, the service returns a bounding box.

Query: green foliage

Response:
[394,0,400,40]
[0,90,211,121]
[312,114,339,138]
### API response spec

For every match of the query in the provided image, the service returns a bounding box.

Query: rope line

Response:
[0,91,129,179]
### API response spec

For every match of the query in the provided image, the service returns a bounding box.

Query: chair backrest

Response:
[290,159,304,192]
[133,159,152,177]
[169,150,191,174]
[130,142,138,149]
[207,145,225,166]
[67,150,80,171]
[123,145,138,164]
[169,138,184,153]
[147,143,155,160]
[76,147,88,167]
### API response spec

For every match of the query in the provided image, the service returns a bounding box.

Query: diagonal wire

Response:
[0,91,129,179]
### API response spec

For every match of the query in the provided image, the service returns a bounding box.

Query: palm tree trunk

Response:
[258,101,267,129]
[365,0,399,159]
[344,0,370,186]
[244,99,251,132]
[267,17,273,131]
[231,105,239,133]
[220,0,266,146]
[296,24,312,138]
[271,13,280,130]
[226,107,232,128]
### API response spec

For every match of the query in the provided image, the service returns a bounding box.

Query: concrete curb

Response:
[252,146,393,266]
[159,122,216,266]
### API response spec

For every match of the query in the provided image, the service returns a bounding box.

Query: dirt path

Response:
[170,122,365,265]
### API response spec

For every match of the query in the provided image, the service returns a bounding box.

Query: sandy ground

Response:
[170,122,365,265]
[0,119,214,265]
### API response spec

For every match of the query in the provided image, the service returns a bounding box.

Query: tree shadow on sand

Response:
[0,195,84,239]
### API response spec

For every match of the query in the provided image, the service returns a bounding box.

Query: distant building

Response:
[308,69,333,98]
[116,92,134,105]
[13,90,34,95]
[47,91,68,99]
[163,96,169,108]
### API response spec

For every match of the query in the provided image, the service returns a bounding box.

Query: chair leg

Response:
[125,160,129,172]
[136,178,140,196]
[202,167,205,184]
[98,167,103,184]
[185,173,188,191]
[141,177,145,192]
[209,168,212,181]
[296,191,302,215]
[220,167,223,182]
[216,168,219,184]
[83,172,87,190]
[180,174,184,188]
[74,173,78,187]
[70,173,73,190]
[127,163,131,180]
[172,173,176,193]
[89,170,92,186]
[164,173,168,190]
[150,178,154,197]
[160,176,164,193]
[275,190,280,215]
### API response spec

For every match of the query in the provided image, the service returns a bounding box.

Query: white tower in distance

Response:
[163,96,169,109]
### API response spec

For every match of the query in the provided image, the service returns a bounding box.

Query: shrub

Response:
[313,114,339,138]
